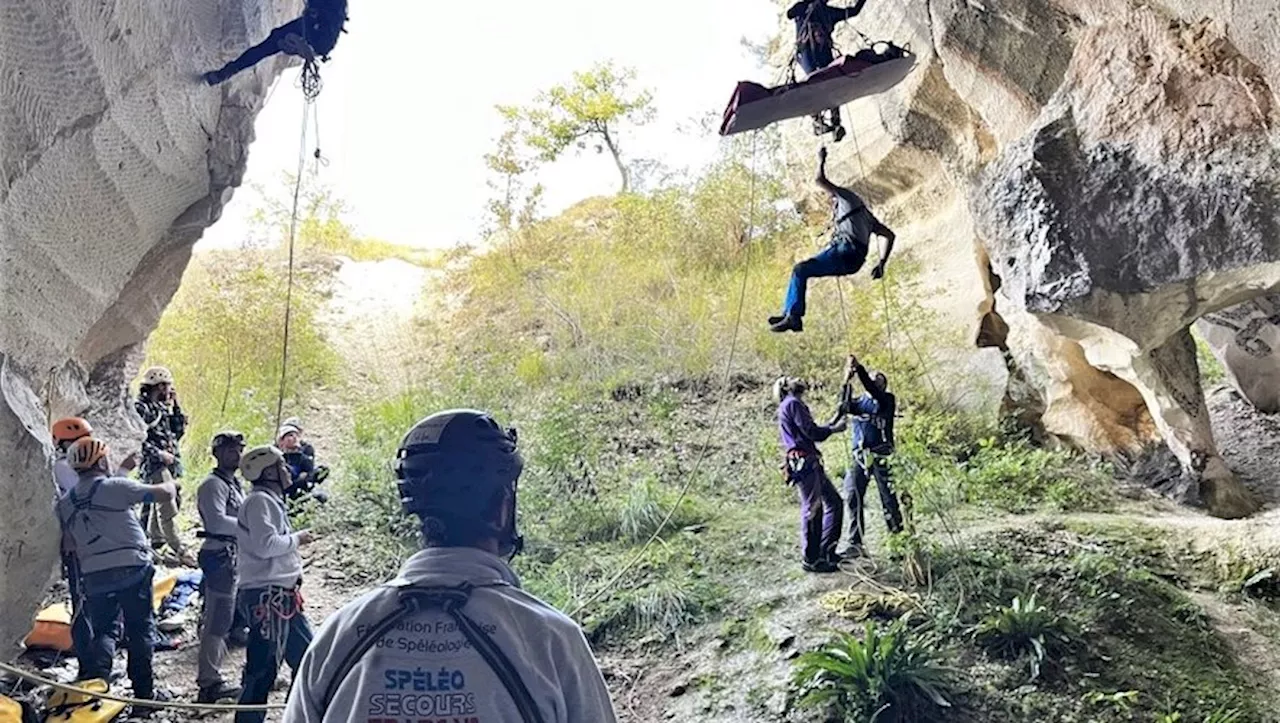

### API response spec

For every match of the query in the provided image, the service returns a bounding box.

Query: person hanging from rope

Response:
[203,0,348,86]
[829,353,903,558]
[776,377,848,573]
[135,366,197,568]
[769,146,896,333]
[787,0,867,142]
[56,437,177,712]
[283,409,618,722]
[234,445,317,723]
[194,431,247,705]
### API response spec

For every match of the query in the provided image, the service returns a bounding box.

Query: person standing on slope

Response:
[204,0,348,85]
[829,354,903,558]
[56,437,176,711]
[770,146,896,333]
[235,445,316,723]
[194,431,247,704]
[135,366,196,567]
[787,0,868,141]
[282,409,618,723]
[776,377,847,573]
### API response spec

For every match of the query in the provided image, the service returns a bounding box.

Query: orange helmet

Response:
[52,417,93,444]
[68,437,110,472]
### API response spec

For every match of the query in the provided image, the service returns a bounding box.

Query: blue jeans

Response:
[235,586,313,723]
[82,566,155,698]
[783,241,866,318]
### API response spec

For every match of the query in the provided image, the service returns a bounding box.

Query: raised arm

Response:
[851,359,892,407]
[832,0,868,23]
[815,146,841,196]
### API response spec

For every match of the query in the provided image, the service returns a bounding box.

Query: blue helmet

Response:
[394,409,524,555]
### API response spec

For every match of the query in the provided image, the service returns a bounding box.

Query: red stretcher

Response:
[719,44,916,137]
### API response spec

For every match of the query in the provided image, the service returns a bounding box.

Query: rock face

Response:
[0,0,297,654]
[1198,296,1280,413]
[777,0,1279,517]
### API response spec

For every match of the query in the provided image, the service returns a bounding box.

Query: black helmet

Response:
[394,410,524,556]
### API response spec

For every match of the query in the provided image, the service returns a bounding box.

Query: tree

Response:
[499,62,655,193]
[483,128,544,234]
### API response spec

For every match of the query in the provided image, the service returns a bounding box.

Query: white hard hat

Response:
[241,445,285,482]
[142,367,174,386]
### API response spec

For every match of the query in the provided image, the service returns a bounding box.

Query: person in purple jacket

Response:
[775,376,847,573]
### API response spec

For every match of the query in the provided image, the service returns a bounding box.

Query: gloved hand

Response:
[871,263,886,280]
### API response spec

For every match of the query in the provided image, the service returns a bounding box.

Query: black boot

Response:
[802,558,838,573]
[197,681,242,704]
[832,123,847,143]
[770,315,804,333]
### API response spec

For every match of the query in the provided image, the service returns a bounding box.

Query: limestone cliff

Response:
[776,0,1279,518]
[0,0,297,654]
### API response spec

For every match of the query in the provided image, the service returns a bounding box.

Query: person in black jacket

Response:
[203,0,348,86]
[135,366,196,568]
[786,0,867,141]
[829,353,903,557]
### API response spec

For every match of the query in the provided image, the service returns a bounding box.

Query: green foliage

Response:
[144,249,338,473]
[1192,328,1227,386]
[791,620,953,723]
[975,594,1071,681]
[498,62,655,191]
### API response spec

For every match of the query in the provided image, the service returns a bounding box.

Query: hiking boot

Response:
[837,544,865,560]
[768,314,786,325]
[802,558,839,574]
[770,315,804,333]
[832,124,847,143]
[130,688,172,718]
[197,681,242,704]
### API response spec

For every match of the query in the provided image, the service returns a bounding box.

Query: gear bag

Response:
[320,582,546,723]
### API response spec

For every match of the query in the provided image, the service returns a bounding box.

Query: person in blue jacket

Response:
[787,0,868,141]
[829,353,903,557]
[203,0,348,85]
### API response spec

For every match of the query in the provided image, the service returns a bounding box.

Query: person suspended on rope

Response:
[829,353,903,558]
[55,437,177,710]
[194,431,247,705]
[202,0,348,86]
[776,377,848,573]
[278,422,329,505]
[769,145,896,333]
[234,445,317,723]
[787,0,867,142]
[135,366,197,568]
[283,409,618,723]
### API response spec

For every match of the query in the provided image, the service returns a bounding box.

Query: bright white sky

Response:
[201,0,780,250]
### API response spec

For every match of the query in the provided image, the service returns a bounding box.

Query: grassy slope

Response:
[289,148,1278,721]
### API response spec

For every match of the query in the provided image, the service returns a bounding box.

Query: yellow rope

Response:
[0,661,285,712]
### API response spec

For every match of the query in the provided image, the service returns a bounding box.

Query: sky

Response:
[200,0,780,250]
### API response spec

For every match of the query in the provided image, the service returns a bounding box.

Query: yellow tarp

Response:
[24,571,181,652]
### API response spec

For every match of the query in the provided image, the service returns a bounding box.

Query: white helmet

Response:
[282,417,303,430]
[142,366,174,386]
[241,445,285,483]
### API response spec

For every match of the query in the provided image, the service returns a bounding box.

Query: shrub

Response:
[792,620,953,723]
[975,593,1071,681]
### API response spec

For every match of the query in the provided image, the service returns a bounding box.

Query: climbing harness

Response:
[568,131,762,619]
[318,582,547,723]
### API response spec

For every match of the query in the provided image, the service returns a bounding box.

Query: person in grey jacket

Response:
[236,445,316,723]
[282,409,616,723]
[195,431,247,704]
[56,437,176,710]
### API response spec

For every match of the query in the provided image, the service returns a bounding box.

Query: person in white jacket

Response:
[283,409,617,723]
[236,445,316,723]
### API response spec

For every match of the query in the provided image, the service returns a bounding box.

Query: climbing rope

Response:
[568,131,762,620]
[274,92,315,434]
[0,662,284,713]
